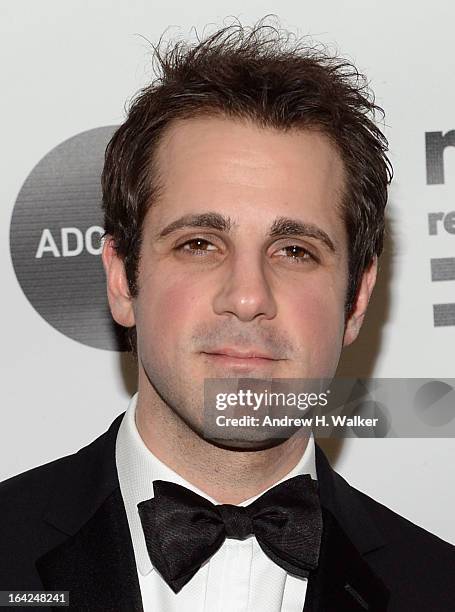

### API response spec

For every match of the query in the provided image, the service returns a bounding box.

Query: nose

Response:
[212,251,278,322]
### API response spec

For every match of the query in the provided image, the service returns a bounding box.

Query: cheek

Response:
[284,278,345,348]
[288,272,343,316]
[135,273,207,347]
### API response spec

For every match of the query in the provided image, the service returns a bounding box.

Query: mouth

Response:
[201,348,282,371]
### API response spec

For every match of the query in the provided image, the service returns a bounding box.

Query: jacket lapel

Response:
[35,413,143,611]
[302,444,390,611]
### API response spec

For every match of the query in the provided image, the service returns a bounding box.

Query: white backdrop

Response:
[1,1,454,545]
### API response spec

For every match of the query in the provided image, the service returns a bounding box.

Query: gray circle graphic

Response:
[9,126,128,351]
[414,381,455,427]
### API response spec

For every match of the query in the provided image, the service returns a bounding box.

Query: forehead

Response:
[150,115,346,235]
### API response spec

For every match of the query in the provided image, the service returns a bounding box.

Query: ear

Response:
[101,235,136,328]
[343,257,378,347]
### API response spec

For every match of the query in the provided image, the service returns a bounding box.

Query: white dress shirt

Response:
[116,393,318,612]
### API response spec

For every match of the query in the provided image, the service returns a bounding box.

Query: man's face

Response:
[105,116,373,444]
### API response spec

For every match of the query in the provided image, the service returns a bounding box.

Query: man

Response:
[1,22,454,611]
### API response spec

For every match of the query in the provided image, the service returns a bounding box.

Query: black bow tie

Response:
[137,474,323,593]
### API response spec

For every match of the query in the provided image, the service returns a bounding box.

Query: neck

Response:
[134,374,310,505]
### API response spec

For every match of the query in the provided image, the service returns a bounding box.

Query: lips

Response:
[203,347,277,360]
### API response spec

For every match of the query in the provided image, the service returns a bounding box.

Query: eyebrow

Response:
[156,212,336,252]
[269,216,336,252]
[157,212,233,239]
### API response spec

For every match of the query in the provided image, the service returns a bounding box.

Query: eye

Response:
[176,238,218,255]
[275,245,318,264]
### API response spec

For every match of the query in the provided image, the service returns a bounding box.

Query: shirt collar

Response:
[116,392,317,576]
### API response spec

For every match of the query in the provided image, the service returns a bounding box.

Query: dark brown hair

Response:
[102,20,392,352]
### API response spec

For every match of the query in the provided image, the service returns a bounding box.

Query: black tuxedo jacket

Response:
[1,412,454,611]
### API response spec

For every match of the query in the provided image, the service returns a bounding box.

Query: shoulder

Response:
[335,471,455,608]
[317,444,454,556]
[345,475,454,553]
[0,453,79,587]
[0,453,73,518]
[0,416,123,587]
[0,413,122,530]
[0,449,90,569]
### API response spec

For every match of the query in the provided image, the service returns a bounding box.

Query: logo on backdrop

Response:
[9,126,128,351]
[425,130,455,327]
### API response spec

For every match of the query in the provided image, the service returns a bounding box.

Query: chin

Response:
[202,431,293,452]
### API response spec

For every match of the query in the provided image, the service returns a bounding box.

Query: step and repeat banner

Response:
[2,1,454,544]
